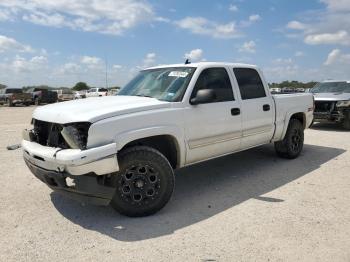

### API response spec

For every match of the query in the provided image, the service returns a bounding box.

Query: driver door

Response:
[184,67,242,164]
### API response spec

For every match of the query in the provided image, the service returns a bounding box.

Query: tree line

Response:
[269,81,318,90]
[0,82,120,91]
[1,80,317,91]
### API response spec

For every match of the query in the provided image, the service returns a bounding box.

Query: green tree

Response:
[0,84,7,89]
[269,81,318,90]
[73,82,89,91]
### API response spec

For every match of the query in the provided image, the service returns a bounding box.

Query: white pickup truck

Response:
[22,62,314,217]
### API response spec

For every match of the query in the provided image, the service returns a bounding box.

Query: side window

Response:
[191,67,234,102]
[233,68,266,100]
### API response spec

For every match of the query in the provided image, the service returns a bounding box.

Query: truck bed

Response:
[272,93,314,141]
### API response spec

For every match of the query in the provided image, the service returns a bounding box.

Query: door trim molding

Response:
[188,131,241,149]
[188,124,274,149]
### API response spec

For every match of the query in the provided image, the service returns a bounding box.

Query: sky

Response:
[0,0,350,88]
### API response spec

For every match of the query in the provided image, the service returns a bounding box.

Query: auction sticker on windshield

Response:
[168,71,189,78]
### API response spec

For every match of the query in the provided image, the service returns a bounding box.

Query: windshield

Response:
[6,89,22,94]
[312,82,350,93]
[62,89,73,94]
[118,67,196,102]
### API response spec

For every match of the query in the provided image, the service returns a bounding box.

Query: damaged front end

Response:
[25,119,91,150]
[313,100,350,123]
[22,119,119,206]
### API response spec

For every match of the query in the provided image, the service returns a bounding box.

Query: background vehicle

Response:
[0,88,32,106]
[311,80,350,129]
[281,87,296,93]
[86,88,108,97]
[27,87,58,105]
[108,88,120,96]
[270,87,281,94]
[74,91,86,99]
[54,89,75,102]
[22,62,314,217]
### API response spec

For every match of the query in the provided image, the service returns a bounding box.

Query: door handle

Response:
[231,108,240,116]
[263,104,270,111]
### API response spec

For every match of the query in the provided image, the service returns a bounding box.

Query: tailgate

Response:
[14,93,32,100]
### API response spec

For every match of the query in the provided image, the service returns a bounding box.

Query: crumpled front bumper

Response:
[24,159,116,205]
[22,140,119,176]
[22,140,120,205]
[313,109,349,122]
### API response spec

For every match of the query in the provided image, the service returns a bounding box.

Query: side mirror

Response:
[190,89,216,105]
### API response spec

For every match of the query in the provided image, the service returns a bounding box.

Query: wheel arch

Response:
[115,127,185,169]
[281,111,306,139]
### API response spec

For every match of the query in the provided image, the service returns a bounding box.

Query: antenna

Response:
[105,56,108,89]
[185,59,191,65]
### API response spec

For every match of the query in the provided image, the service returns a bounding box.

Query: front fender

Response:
[114,125,186,167]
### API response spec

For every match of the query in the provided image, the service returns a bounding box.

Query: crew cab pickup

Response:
[0,88,32,106]
[27,87,58,105]
[22,62,314,217]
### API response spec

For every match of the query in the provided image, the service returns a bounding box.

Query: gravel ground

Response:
[0,105,349,262]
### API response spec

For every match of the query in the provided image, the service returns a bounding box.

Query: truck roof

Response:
[146,62,258,70]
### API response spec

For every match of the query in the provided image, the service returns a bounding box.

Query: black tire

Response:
[343,118,350,130]
[7,99,13,107]
[111,146,175,217]
[34,97,40,105]
[309,119,314,128]
[275,119,304,159]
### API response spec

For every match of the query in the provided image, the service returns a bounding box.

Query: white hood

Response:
[33,96,171,124]
[313,92,350,101]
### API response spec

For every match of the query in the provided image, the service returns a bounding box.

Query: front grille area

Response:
[32,119,91,149]
[314,101,336,112]
[33,120,69,148]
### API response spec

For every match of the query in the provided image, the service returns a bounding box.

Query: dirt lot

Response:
[0,105,349,262]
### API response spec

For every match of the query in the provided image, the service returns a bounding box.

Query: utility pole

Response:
[105,56,108,89]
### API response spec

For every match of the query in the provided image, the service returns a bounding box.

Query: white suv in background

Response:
[86,88,108,97]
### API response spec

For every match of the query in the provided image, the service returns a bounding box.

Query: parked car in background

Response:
[27,87,58,105]
[0,88,32,106]
[54,89,75,102]
[74,91,86,99]
[108,88,120,96]
[86,88,108,97]
[281,87,296,93]
[22,62,314,217]
[311,80,350,129]
[270,87,281,94]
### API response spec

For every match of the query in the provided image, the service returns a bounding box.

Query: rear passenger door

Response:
[184,67,242,164]
[232,68,274,149]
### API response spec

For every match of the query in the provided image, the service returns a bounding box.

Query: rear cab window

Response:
[62,89,73,94]
[233,68,266,100]
[6,89,22,94]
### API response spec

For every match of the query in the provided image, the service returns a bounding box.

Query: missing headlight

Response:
[61,122,91,150]
[336,101,350,107]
